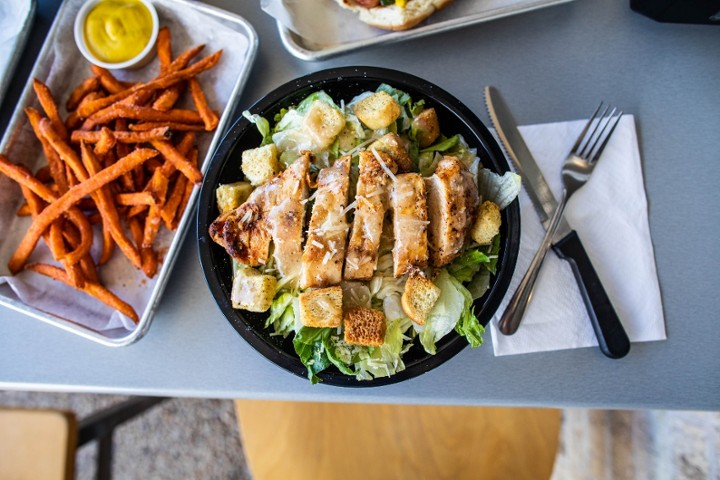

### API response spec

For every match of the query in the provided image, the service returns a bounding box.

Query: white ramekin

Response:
[73,0,159,70]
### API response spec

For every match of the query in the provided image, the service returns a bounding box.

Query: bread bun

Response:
[336,0,454,31]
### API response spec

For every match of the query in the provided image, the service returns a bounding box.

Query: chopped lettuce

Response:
[419,270,485,354]
[264,292,296,338]
[352,316,412,380]
[453,275,485,347]
[479,169,521,210]
[447,249,491,283]
[448,234,501,300]
[466,269,491,300]
[419,270,466,354]
[293,327,332,384]
[323,335,355,376]
[242,111,272,146]
[297,91,339,113]
[420,134,460,154]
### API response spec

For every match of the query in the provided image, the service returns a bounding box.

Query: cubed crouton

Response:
[231,267,277,312]
[353,91,401,130]
[344,307,386,347]
[369,132,413,173]
[299,286,343,328]
[401,272,441,326]
[412,108,440,148]
[303,100,346,149]
[215,181,253,214]
[471,200,501,245]
[241,143,280,186]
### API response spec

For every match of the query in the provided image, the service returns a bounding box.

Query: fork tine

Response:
[588,109,623,164]
[578,104,611,158]
[571,102,604,154]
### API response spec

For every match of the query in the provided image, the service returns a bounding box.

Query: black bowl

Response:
[197,67,520,387]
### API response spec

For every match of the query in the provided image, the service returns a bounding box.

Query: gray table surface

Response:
[1,0,719,410]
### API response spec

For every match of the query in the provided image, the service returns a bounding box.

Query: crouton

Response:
[299,286,343,328]
[241,144,280,186]
[401,272,441,326]
[412,107,440,147]
[215,181,253,214]
[303,100,346,149]
[369,132,413,173]
[471,200,501,245]
[353,91,401,130]
[344,307,386,347]
[231,267,277,312]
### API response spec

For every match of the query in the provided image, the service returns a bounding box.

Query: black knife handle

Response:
[553,231,631,359]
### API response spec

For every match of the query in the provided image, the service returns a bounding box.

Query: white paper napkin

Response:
[489,115,666,356]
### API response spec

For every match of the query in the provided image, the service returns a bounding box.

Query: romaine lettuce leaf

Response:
[297,91,339,113]
[479,169,521,210]
[242,111,272,146]
[293,327,332,384]
[352,316,411,380]
[419,134,459,154]
[447,249,491,283]
[420,269,466,354]
[264,292,296,338]
[420,270,486,353]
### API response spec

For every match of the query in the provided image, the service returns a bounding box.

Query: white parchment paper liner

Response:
[0,0,253,333]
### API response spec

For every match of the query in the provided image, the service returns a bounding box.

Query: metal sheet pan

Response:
[276,0,575,61]
[0,0,36,108]
[0,0,258,346]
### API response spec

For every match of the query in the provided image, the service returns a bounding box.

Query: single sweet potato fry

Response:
[188,77,219,131]
[66,76,100,111]
[151,139,202,184]
[33,78,68,140]
[26,263,139,323]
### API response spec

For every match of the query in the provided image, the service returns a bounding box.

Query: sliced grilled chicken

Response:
[267,155,310,278]
[209,154,310,267]
[209,201,271,267]
[300,156,351,288]
[425,155,479,267]
[344,149,398,280]
[391,173,429,277]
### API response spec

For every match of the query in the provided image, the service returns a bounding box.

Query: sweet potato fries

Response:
[0,27,222,323]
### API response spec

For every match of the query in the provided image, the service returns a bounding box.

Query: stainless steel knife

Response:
[485,86,630,359]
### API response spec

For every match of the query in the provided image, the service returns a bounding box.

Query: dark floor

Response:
[0,391,251,479]
[2,390,718,479]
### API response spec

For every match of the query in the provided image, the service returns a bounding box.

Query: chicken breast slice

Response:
[425,156,479,267]
[267,156,310,279]
[391,172,429,277]
[209,154,310,267]
[300,156,352,289]
[344,149,398,280]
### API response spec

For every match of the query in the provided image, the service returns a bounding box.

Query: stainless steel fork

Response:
[498,103,623,335]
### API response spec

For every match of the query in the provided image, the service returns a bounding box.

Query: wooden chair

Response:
[235,400,562,480]
[0,396,166,480]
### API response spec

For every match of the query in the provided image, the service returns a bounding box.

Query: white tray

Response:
[0,0,36,107]
[0,0,258,346]
[275,0,575,61]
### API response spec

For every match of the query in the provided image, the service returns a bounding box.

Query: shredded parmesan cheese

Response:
[322,250,333,265]
[341,200,357,217]
[311,239,324,249]
[300,189,319,205]
[371,147,397,183]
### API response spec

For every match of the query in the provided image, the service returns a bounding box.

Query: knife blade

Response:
[485,86,630,359]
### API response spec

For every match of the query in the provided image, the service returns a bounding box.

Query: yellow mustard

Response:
[84,0,154,63]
